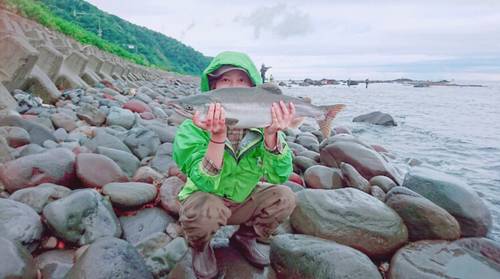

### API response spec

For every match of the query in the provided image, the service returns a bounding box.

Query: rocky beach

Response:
[1,8,499,279]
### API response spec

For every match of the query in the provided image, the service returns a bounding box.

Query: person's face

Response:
[213,70,253,89]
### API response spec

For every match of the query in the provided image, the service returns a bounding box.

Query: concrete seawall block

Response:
[0,82,18,111]
[82,69,101,85]
[0,15,18,37]
[64,51,89,77]
[36,44,64,81]
[27,66,61,104]
[0,35,39,92]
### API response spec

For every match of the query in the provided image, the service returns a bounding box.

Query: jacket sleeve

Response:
[173,120,222,192]
[259,131,293,184]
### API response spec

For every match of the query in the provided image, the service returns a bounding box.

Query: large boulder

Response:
[149,143,175,174]
[43,189,122,246]
[102,182,157,208]
[0,148,77,193]
[303,165,344,190]
[76,153,129,189]
[353,111,397,126]
[320,141,403,185]
[119,208,176,245]
[0,199,43,252]
[0,115,56,145]
[123,128,161,160]
[64,237,153,279]
[403,167,492,237]
[0,236,37,279]
[388,239,500,279]
[8,183,72,214]
[291,188,408,259]
[271,234,381,279]
[386,187,461,241]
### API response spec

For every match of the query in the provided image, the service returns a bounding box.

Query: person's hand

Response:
[264,101,295,136]
[193,103,226,137]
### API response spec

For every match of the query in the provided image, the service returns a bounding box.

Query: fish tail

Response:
[316,104,346,138]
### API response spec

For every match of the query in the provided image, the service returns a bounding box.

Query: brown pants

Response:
[179,183,298,250]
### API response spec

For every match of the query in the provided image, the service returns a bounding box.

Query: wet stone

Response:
[43,189,122,246]
[102,182,157,208]
[271,234,381,279]
[119,207,177,245]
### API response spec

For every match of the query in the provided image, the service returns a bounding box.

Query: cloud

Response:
[235,3,314,39]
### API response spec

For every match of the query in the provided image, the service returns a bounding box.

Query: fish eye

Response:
[185,104,193,110]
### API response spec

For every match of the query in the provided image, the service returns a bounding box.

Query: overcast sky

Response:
[86,0,500,81]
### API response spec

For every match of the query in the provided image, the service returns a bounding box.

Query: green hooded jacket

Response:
[173,51,293,203]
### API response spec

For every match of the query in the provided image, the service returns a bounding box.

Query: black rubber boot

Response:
[191,245,217,279]
[229,225,270,267]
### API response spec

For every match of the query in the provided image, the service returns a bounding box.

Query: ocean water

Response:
[281,81,500,241]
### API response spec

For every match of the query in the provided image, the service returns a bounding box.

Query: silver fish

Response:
[166,83,345,138]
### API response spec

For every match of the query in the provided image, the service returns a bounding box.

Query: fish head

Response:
[165,96,212,119]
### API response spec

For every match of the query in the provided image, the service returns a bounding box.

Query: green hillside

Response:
[1,0,212,76]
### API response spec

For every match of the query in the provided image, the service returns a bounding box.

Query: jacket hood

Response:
[201,51,262,92]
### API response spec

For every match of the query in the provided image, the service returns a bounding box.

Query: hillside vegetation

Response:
[1,0,212,76]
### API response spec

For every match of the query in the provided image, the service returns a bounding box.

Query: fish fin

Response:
[316,104,346,139]
[289,116,306,130]
[258,83,283,95]
[225,118,239,125]
[298,96,312,103]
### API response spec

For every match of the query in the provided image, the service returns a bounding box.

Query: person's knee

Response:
[272,185,299,209]
[180,192,230,232]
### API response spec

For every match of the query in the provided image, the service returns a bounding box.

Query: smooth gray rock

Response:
[9,183,71,213]
[83,133,132,154]
[304,165,344,189]
[49,112,77,133]
[119,207,177,245]
[0,115,56,145]
[5,126,30,147]
[123,128,161,160]
[148,125,176,143]
[134,232,173,258]
[386,187,461,241]
[388,239,500,279]
[271,234,381,279]
[53,128,68,142]
[0,148,77,193]
[36,249,76,270]
[340,162,371,193]
[0,199,43,251]
[291,188,408,259]
[293,156,318,173]
[0,236,38,279]
[0,135,14,163]
[149,142,174,174]
[403,167,492,237]
[42,262,73,279]
[297,150,320,163]
[96,146,141,179]
[106,107,135,129]
[43,189,122,246]
[321,140,403,185]
[64,237,153,279]
[370,175,397,193]
[145,237,189,278]
[76,103,106,126]
[353,111,397,126]
[103,182,157,208]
